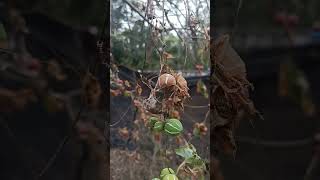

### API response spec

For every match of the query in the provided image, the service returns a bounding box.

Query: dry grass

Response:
[110,148,164,180]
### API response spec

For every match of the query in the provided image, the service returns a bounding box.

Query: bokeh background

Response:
[0,1,107,180]
[213,0,320,180]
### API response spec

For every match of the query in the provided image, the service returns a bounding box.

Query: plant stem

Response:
[176,160,186,175]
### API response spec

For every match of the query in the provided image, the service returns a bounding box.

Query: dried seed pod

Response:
[175,73,188,90]
[199,123,208,132]
[164,119,183,136]
[158,73,176,89]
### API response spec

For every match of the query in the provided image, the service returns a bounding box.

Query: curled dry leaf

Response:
[175,73,189,93]
[211,34,262,155]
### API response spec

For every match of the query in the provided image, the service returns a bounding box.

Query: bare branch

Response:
[122,0,160,31]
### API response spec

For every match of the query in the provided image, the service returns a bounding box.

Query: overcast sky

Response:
[112,0,209,36]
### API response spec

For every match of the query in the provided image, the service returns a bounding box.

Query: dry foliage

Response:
[211,35,262,156]
[142,64,190,116]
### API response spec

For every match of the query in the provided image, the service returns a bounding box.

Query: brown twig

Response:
[122,0,160,31]
[36,102,85,179]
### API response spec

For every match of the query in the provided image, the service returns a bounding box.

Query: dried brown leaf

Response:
[214,35,246,78]
[211,34,262,155]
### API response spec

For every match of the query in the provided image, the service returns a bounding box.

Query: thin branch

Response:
[122,0,160,31]
[110,103,132,127]
[164,10,184,42]
[36,103,86,180]
[167,0,187,19]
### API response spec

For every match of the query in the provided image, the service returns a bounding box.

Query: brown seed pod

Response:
[199,123,208,133]
[175,73,188,90]
[158,73,176,89]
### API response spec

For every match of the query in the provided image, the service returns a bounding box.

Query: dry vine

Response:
[111,0,210,179]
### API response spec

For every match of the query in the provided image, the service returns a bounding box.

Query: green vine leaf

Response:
[185,154,204,168]
[175,144,206,169]
[175,146,194,159]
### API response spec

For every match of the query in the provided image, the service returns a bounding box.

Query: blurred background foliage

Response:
[215,0,320,30]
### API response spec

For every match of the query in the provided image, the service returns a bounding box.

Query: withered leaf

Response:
[211,34,262,156]
[214,35,246,78]
[212,86,237,120]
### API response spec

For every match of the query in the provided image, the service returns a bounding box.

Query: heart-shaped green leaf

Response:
[175,146,193,159]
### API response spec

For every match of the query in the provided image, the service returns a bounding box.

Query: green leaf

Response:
[189,143,197,153]
[185,154,202,165]
[175,146,193,159]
